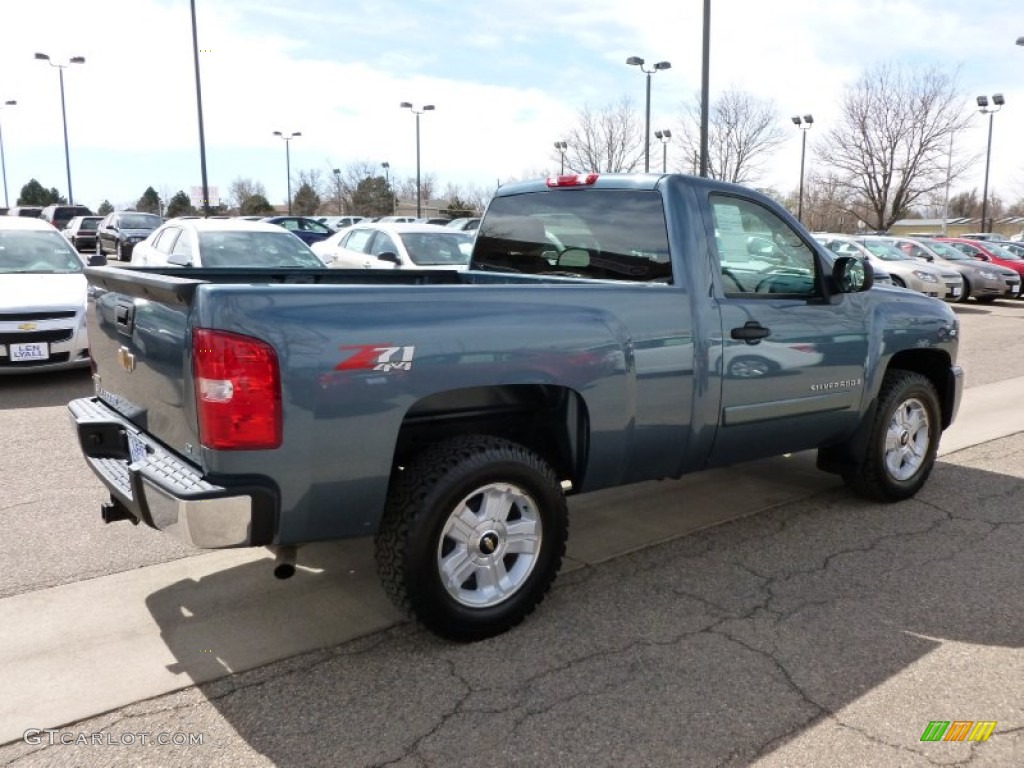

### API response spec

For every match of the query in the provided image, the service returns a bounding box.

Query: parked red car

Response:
[933,237,1024,293]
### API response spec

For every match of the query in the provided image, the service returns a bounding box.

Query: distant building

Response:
[888,217,1024,239]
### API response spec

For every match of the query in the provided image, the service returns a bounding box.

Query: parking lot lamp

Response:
[1017,36,1023,45]
[332,167,342,214]
[654,130,672,173]
[400,103,434,218]
[554,141,567,174]
[791,114,814,224]
[976,94,1004,233]
[34,53,84,205]
[381,161,394,214]
[0,100,15,209]
[626,57,671,173]
[272,131,301,215]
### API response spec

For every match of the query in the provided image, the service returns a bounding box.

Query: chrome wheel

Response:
[437,481,542,608]
[884,396,930,481]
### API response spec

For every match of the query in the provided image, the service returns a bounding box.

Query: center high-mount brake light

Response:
[546,173,599,187]
[193,328,282,450]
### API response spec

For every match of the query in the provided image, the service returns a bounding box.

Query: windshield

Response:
[197,230,325,268]
[922,240,969,260]
[982,242,1022,260]
[0,231,84,273]
[120,214,162,230]
[861,240,911,261]
[398,232,473,266]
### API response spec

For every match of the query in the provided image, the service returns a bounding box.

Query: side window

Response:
[370,233,398,256]
[171,231,193,259]
[280,219,300,231]
[344,229,374,253]
[710,194,818,297]
[155,228,181,254]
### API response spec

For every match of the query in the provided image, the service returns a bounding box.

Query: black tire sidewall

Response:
[401,446,567,639]
[870,373,941,498]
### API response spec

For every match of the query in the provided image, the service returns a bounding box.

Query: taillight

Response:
[545,173,599,187]
[193,328,281,450]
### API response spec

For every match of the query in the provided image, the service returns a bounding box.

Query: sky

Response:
[0,0,1021,213]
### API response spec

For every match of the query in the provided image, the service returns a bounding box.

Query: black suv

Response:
[96,211,164,261]
[40,204,94,231]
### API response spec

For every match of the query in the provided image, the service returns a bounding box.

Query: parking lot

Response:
[1,299,1023,767]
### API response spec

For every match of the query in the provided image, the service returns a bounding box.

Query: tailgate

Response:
[86,267,200,457]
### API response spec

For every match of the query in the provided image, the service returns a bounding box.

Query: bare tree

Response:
[677,90,787,184]
[228,177,269,211]
[814,62,975,231]
[560,97,644,174]
[395,173,437,207]
[789,172,858,233]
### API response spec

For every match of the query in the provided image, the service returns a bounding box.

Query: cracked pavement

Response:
[2,433,1021,768]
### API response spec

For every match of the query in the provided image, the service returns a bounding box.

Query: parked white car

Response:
[312,223,473,270]
[131,218,326,268]
[0,216,91,373]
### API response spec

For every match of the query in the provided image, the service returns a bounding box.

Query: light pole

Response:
[381,161,393,214]
[0,100,15,209]
[332,168,342,215]
[791,114,814,224]
[189,0,211,217]
[626,56,671,173]
[976,94,1004,234]
[34,53,85,205]
[654,130,672,173]
[400,102,434,218]
[554,141,567,174]
[272,131,301,215]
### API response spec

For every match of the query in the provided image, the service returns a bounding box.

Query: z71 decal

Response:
[335,344,416,372]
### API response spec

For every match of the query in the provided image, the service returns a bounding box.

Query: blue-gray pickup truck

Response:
[69,173,963,640]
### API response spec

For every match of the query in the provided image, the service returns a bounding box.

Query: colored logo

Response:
[920,721,996,742]
[335,344,415,373]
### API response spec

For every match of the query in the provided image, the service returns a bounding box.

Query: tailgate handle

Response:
[114,301,135,335]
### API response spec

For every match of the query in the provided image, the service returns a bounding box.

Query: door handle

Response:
[731,321,770,343]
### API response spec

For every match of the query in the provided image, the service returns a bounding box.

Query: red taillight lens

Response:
[193,328,281,450]
[545,173,599,187]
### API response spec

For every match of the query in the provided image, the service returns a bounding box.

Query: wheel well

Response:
[886,349,956,428]
[394,385,590,489]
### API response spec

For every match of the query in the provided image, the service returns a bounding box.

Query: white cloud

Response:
[1,0,1021,210]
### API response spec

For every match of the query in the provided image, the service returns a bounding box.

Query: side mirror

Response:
[86,253,107,267]
[833,255,873,293]
[377,251,401,265]
[167,252,191,267]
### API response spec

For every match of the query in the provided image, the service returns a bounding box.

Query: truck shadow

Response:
[144,455,1023,766]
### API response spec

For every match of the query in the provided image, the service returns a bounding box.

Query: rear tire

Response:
[375,435,568,641]
[842,370,941,502]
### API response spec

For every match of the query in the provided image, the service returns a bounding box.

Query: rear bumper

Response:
[68,396,278,548]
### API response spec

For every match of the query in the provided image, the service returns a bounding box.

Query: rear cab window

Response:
[471,190,672,283]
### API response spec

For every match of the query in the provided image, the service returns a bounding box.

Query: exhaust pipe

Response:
[270,545,297,580]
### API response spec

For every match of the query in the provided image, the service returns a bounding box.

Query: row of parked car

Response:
[815,233,1023,302]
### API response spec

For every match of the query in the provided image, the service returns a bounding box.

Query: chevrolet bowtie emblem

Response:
[17,322,36,331]
[117,346,136,372]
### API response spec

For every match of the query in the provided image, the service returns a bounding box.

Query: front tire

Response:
[958,278,971,303]
[842,370,941,501]
[375,435,568,641]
